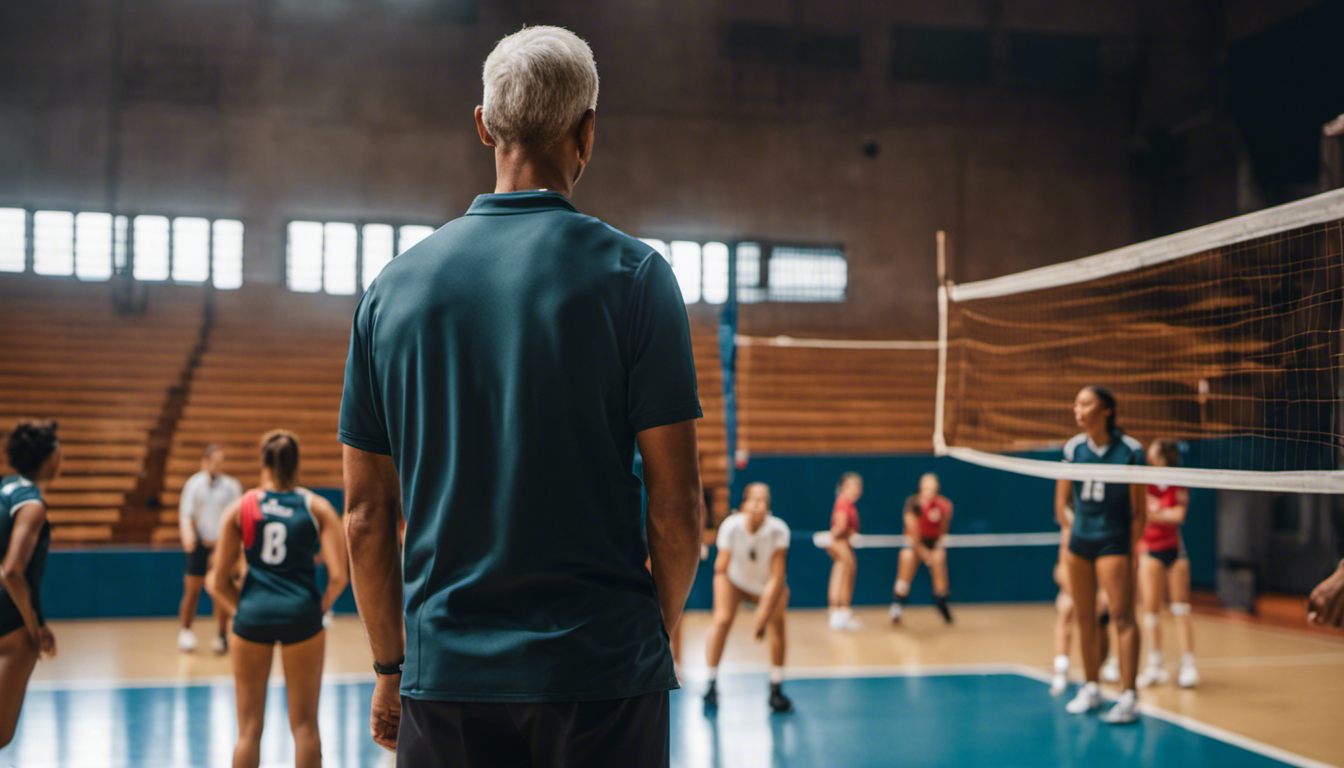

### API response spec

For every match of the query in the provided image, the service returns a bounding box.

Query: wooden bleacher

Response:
[0,276,204,544]
[736,341,936,455]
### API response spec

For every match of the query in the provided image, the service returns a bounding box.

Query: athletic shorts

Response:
[1068,534,1130,560]
[1146,542,1187,568]
[185,542,214,577]
[920,536,941,550]
[0,595,40,638]
[397,691,670,768]
[231,613,323,646]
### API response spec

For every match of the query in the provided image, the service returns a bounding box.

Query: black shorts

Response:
[920,536,941,550]
[1147,546,1186,568]
[231,613,324,646]
[1068,534,1130,560]
[185,542,214,577]
[397,691,670,768]
[0,592,41,638]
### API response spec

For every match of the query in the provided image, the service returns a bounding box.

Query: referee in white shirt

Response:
[176,444,242,653]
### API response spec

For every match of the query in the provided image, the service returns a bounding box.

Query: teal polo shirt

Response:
[339,190,701,702]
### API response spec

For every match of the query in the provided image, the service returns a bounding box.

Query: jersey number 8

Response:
[260,521,288,565]
[1080,479,1106,503]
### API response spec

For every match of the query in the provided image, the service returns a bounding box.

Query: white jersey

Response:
[180,471,243,543]
[717,513,790,595]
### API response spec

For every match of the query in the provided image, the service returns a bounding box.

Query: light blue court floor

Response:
[0,669,1320,768]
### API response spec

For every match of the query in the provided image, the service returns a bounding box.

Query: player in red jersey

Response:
[890,473,953,624]
[826,472,863,630]
[1137,438,1198,688]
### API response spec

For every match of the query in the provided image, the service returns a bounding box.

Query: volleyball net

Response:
[936,188,1344,493]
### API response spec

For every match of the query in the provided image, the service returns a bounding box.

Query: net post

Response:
[933,230,949,456]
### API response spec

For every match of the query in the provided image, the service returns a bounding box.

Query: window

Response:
[0,209,26,273]
[890,26,990,84]
[288,219,440,294]
[638,238,845,304]
[0,207,243,286]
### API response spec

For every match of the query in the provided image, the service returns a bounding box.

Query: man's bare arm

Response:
[343,446,405,666]
[638,419,704,636]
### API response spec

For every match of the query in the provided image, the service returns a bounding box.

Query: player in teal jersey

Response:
[209,430,348,768]
[0,420,61,748]
[1055,386,1146,724]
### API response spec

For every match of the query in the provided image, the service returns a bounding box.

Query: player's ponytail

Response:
[260,429,300,487]
[1084,386,1118,435]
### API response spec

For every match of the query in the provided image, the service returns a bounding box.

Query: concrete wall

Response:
[0,0,1249,337]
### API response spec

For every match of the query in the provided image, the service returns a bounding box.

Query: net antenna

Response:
[936,188,1344,493]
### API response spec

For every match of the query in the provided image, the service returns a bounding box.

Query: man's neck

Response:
[493,146,576,197]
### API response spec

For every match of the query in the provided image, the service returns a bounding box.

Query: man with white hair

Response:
[341,25,704,767]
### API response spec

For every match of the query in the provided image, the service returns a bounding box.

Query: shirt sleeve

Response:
[626,251,703,433]
[904,495,919,516]
[179,475,199,519]
[774,520,791,550]
[7,484,42,516]
[716,516,736,551]
[338,293,393,455]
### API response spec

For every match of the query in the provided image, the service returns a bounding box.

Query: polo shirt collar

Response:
[466,190,579,215]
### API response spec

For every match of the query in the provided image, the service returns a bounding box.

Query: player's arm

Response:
[206,498,244,615]
[1054,479,1073,529]
[712,543,731,577]
[178,477,198,551]
[311,495,350,614]
[1129,483,1147,547]
[754,548,788,639]
[639,419,704,637]
[904,510,928,559]
[1151,488,1189,525]
[941,501,953,538]
[0,501,54,655]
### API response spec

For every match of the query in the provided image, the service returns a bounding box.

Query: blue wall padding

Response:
[42,452,1215,618]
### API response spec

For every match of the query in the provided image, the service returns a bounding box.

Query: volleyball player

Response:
[890,472,953,624]
[0,420,60,749]
[208,431,348,768]
[1057,386,1145,724]
[702,483,792,713]
[1136,438,1198,688]
[826,472,863,630]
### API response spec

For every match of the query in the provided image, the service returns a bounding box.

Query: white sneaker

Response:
[889,603,903,622]
[1100,657,1120,683]
[828,611,845,630]
[322,609,334,628]
[1137,665,1169,688]
[1178,663,1199,688]
[210,635,227,655]
[177,628,197,652]
[1101,690,1140,724]
[840,616,864,631]
[1049,673,1069,696]
[1065,683,1102,714]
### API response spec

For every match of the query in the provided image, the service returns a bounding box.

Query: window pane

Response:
[639,238,668,257]
[669,241,702,304]
[74,212,113,281]
[33,211,74,276]
[362,224,394,289]
[767,246,847,302]
[212,219,244,290]
[132,215,170,281]
[323,222,357,295]
[702,242,729,304]
[172,217,210,283]
[736,242,763,303]
[113,215,128,273]
[286,221,324,293]
[397,225,434,255]
[0,208,25,272]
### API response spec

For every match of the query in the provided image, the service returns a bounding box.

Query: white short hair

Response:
[481,26,599,147]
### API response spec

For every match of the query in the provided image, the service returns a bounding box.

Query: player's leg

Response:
[826,544,843,612]
[766,585,792,713]
[928,545,952,624]
[1064,551,1104,714]
[179,571,204,651]
[230,632,274,768]
[0,628,40,748]
[1137,553,1168,687]
[1051,588,1075,695]
[279,629,326,768]
[1096,553,1140,723]
[703,574,742,707]
[890,547,918,622]
[206,549,229,654]
[1168,556,1198,687]
[835,541,857,622]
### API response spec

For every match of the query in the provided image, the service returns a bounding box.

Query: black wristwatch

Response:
[373,657,404,676]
